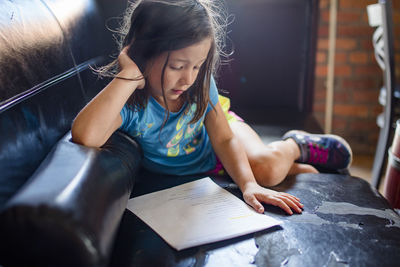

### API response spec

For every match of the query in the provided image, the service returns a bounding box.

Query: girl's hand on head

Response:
[117,46,145,89]
[242,182,303,215]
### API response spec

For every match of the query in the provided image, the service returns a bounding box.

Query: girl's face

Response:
[146,38,212,109]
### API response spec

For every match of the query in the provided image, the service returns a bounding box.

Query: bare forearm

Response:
[211,136,258,191]
[72,72,140,147]
[205,104,303,214]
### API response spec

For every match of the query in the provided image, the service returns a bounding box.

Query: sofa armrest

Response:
[0,131,141,267]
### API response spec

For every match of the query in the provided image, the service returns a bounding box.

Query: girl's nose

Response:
[181,69,195,86]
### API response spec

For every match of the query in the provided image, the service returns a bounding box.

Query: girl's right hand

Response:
[117,46,145,89]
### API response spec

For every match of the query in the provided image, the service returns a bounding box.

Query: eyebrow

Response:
[170,58,207,64]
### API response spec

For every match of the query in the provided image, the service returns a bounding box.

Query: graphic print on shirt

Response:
[183,134,203,155]
[167,144,180,157]
[166,129,184,148]
[166,104,202,157]
[130,109,154,137]
[184,123,196,139]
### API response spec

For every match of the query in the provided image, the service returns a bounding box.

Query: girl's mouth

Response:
[172,89,184,95]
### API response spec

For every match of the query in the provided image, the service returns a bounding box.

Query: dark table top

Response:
[109,171,400,267]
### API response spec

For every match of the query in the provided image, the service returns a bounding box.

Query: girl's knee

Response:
[289,163,319,175]
[249,150,289,187]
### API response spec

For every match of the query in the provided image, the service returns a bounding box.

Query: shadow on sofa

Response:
[0,0,141,266]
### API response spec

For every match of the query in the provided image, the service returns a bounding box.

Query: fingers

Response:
[242,184,304,215]
[266,196,295,215]
[117,47,146,89]
[257,192,303,215]
[281,193,303,210]
[120,46,129,54]
[278,196,302,214]
[280,192,300,202]
[244,195,265,214]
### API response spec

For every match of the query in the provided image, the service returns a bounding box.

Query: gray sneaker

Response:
[282,130,353,170]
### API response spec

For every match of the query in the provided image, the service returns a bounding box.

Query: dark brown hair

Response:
[98,0,229,124]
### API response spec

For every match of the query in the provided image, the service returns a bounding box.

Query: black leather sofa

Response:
[1,1,399,267]
[0,0,141,266]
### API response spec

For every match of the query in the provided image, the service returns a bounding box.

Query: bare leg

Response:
[229,121,318,187]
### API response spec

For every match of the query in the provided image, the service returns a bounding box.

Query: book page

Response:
[127,177,282,250]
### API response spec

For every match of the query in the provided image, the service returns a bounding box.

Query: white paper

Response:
[127,177,282,250]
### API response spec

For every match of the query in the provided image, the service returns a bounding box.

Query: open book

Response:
[126,177,282,250]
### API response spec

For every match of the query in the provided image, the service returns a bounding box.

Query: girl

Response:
[72,0,352,215]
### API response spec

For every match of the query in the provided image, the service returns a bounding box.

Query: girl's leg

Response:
[229,121,318,187]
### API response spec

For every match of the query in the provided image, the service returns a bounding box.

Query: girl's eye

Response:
[169,65,183,70]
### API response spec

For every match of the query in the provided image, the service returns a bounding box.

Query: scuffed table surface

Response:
[109,172,400,267]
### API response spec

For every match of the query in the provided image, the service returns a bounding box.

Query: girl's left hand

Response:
[242,182,303,215]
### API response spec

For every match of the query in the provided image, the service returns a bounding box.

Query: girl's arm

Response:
[204,102,303,215]
[72,48,145,147]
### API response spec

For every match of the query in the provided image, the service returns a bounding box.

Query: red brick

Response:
[317,39,329,50]
[336,38,357,50]
[395,27,400,36]
[337,25,374,37]
[339,0,376,9]
[337,11,363,23]
[372,105,383,117]
[334,90,351,102]
[335,52,347,63]
[394,12,400,23]
[334,104,369,117]
[313,0,400,155]
[318,25,329,37]
[316,65,328,76]
[320,0,329,9]
[316,52,327,63]
[341,78,381,89]
[313,102,326,113]
[335,65,352,76]
[368,133,379,146]
[314,114,325,130]
[360,39,374,50]
[314,78,326,91]
[352,89,379,103]
[354,65,381,75]
[349,119,379,131]
[349,52,368,64]
[332,117,347,130]
[314,88,327,101]
[321,10,330,23]
[360,13,370,24]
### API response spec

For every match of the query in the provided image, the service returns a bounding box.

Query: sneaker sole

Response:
[284,130,353,169]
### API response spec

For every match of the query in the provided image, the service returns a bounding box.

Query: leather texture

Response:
[0,0,122,208]
[0,131,141,267]
[0,0,137,266]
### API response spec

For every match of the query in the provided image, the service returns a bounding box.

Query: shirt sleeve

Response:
[119,104,138,132]
[206,76,219,114]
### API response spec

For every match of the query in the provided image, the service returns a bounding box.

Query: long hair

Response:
[98,0,230,124]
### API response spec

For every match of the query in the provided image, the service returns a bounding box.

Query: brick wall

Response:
[313,0,400,155]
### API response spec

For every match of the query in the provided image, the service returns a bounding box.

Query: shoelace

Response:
[307,142,328,164]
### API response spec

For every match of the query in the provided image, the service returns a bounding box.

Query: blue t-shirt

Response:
[120,78,219,175]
